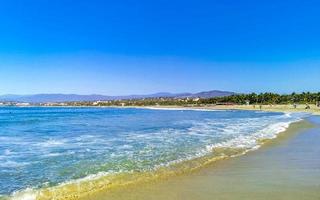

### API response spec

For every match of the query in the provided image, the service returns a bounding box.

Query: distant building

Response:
[41,102,66,106]
[193,98,200,102]
[16,102,31,106]
[93,100,109,105]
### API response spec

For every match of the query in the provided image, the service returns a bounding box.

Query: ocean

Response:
[0,107,306,199]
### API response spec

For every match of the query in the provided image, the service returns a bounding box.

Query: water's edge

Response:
[7,116,308,200]
[88,117,318,200]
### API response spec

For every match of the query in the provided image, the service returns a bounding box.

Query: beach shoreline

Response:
[2,107,318,200]
[33,118,310,200]
[85,116,320,200]
[130,104,320,115]
[4,103,320,115]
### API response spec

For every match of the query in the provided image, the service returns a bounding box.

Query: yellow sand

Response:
[212,104,320,115]
[21,148,246,200]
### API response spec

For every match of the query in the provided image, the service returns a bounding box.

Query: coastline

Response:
[3,107,316,200]
[85,116,320,200]
[134,104,320,115]
[9,113,307,200]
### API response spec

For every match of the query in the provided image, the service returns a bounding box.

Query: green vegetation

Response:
[200,92,320,105]
[62,92,320,107]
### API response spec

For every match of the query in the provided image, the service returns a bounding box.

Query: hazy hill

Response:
[0,90,234,103]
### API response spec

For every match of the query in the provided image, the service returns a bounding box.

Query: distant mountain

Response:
[0,94,113,103]
[0,90,234,103]
[190,90,234,98]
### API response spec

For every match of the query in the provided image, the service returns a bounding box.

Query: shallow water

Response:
[90,117,320,200]
[0,107,306,198]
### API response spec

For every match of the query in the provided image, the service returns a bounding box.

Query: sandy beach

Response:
[82,116,320,200]
[212,104,320,115]
[138,104,320,115]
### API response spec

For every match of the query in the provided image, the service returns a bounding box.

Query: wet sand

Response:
[84,116,320,200]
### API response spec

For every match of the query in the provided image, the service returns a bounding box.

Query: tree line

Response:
[59,92,320,107]
[199,92,320,105]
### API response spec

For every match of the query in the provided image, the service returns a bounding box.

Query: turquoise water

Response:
[0,107,305,197]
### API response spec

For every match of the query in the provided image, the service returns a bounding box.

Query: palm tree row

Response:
[200,92,320,105]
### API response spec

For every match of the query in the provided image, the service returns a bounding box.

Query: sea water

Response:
[0,107,306,198]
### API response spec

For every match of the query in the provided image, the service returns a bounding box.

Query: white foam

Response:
[207,120,297,152]
[11,188,37,200]
[43,153,63,157]
[35,139,66,148]
[0,160,28,168]
[4,149,13,155]
[9,171,116,200]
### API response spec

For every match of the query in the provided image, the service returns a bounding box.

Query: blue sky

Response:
[0,0,319,95]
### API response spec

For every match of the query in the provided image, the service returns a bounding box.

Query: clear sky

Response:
[0,0,319,95]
